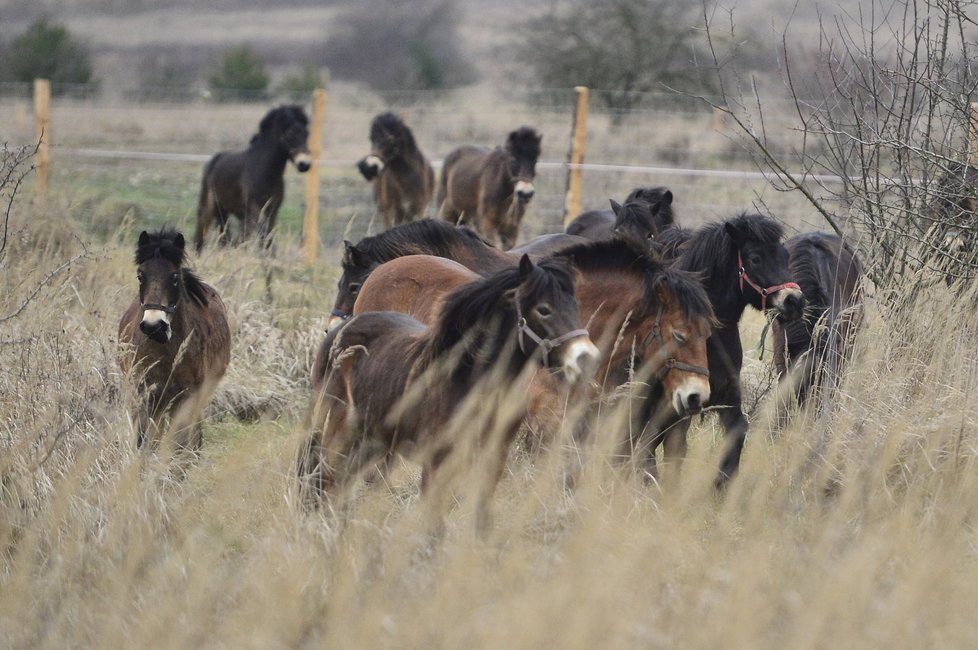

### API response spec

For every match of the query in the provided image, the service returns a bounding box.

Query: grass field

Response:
[4,113,978,648]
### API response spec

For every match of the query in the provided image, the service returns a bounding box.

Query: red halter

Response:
[738,251,800,312]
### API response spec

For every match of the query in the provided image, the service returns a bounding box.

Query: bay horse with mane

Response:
[301,256,598,533]
[356,112,436,229]
[195,104,312,251]
[118,228,231,450]
[771,232,864,411]
[566,186,675,251]
[437,126,542,250]
[654,213,805,485]
[348,241,717,476]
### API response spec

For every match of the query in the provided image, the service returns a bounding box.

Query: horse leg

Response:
[715,390,749,489]
[195,189,216,252]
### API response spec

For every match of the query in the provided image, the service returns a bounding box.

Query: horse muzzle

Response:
[140,309,172,343]
[557,337,600,384]
[514,180,535,203]
[357,155,384,180]
[771,287,806,323]
[293,152,313,173]
[672,377,711,417]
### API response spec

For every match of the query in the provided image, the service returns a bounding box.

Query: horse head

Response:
[505,127,542,204]
[260,105,312,172]
[356,112,417,182]
[134,229,188,343]
[724,215,805,322]
[611,187,675,249]
[327,240,375,331]
[514,255,598,384]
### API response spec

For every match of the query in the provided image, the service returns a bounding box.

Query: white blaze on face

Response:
[141,309,173,341]
[514,180,535,198]
[560,337,599,383]
[671,376,710,415]
[364,154,384,174]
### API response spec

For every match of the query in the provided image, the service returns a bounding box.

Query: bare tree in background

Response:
[513,0,719,118]
[699,0,978,292]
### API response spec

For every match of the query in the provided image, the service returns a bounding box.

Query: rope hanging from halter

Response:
[641,306,710,380]
[737,250,801,312]
[514,301,589,367]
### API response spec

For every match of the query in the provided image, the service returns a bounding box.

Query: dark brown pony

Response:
[348,241,717,475]
[437,126,542,249]
[195,104,311,251]
[301,256,597,532]
[118,228,231,450]
[654,213,806,486]
[771,233,864,410]
[566,187,675,251]
[356,112,436,229]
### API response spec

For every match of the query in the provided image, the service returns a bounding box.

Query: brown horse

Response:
[356,112,436,229]
[437,126,542,250]
[349,241,717,476]
[566,187,675,251]
[195,104,311,251]
[301,256,598,533]
[771,232,864,411]
[118,228,231,450]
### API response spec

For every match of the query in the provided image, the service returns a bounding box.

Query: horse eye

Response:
[137,272,145,284]
[673,332,688,344]
[170,273,180,287]
[646,232,654,240]
[535,305,552,318]
[349,282,362,295]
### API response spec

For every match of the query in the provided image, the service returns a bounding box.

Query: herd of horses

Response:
[118,104,866,532]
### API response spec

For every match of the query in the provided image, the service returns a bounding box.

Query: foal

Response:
[566,186,675,250]
[118,228,231,450]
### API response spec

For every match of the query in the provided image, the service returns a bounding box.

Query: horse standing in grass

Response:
[654,213,805,485]
[566,186,675,251]
[356,112,436,229]
[195,104,312,251]
[118,228,231,450]
[301,256,597,533]
[348,242,716,477]
[771,232,864,410]
[437,126,542,250]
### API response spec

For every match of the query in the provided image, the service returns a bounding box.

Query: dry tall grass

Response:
[3,187,978,649]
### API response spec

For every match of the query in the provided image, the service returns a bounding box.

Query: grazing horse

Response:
[118,228,231,450]
[356,112,436,229]
[301,256,598,532]
[437,126,542,250]
[566,187,675,251]
[771,233,864,410]
[348,242,716,475]
[654,213,806,485]
[195,104,312,251]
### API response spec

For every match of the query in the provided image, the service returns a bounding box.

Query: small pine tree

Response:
[208,45,269,102]
[5,17,94,91]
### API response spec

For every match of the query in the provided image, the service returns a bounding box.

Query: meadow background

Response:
[4,1,978,648]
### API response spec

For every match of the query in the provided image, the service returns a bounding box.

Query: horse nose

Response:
[561,337,600,384]
[294,152,313,173]
[686,392,702,412]
[514,180,535,202]
[139,318,171,343]
[778,289,806,322]
[673,378,710,416]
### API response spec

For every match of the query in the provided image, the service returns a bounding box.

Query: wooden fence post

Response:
[34,78,51,197]
[562,86,589,226]
[303,86,327,263]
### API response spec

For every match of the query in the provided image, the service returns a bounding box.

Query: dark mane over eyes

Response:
[348,219,491,267]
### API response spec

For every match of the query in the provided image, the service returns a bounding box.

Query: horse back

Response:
[439,145,493,214]
[565,210,615,239]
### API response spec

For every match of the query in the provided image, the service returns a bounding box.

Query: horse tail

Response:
[195,155,220,252]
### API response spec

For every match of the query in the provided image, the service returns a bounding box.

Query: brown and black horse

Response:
[301,255,598,532]
[566,186,675,251]
[195,104,311,251]
[771,232,864,411]
[654,213,805,485]
[348,241,717,476]
[356,112,436,229]
[437,126,542,250]
[119,228,231,450]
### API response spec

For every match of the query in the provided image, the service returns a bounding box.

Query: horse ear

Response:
[518,254,535,281]
[724,221,744,245]
[173,232,186,251]
[660,190,673,207]
[138,231,150,247]
[609,199,622,216]
[343,240,366,267]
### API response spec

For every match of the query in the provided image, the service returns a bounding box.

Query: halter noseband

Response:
[330,307,350,321]
[737,251,801,312]
[515,301,589,368]
[641,306,710,381]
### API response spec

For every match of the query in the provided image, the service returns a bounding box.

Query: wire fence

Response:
[0,82,843,247]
